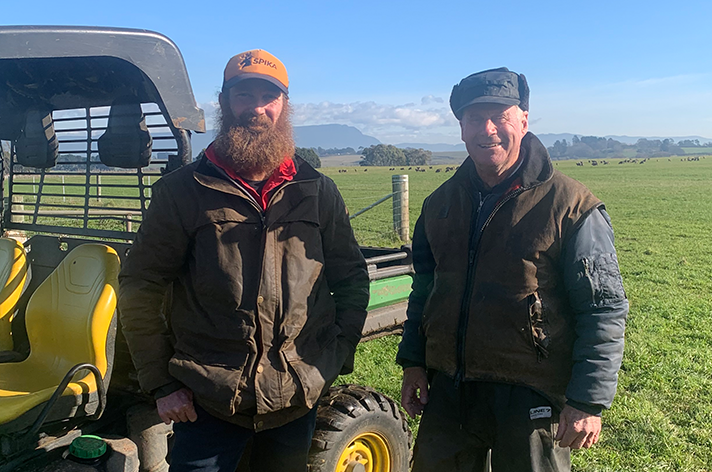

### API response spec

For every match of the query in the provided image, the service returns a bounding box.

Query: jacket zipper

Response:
[454,186,526,387]
[242,178,320,412]
[251,177,314,317]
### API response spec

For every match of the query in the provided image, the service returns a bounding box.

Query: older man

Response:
[397,68,628,471]
[119,50,369,472]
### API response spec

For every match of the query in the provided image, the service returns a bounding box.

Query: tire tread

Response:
[310,384,411,454]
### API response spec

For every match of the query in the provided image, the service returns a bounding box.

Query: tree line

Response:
[547,136,711,160]
[295,147,322,168]
[677,139,712,147]
[359,145,432,166]
[314,146,357,156]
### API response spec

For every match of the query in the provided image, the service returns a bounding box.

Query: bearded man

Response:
[119,50,369,472]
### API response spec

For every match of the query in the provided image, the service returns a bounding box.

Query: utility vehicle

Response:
[0,26,412,472]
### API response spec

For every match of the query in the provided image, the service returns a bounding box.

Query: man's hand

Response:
[401,366,429,419]
[156,387,198,425]
[555,405,602,449]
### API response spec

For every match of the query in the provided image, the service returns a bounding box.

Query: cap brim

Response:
[222,73,289,95]
[454,96,520,118]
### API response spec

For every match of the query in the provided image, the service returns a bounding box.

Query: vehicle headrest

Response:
[98,96,153,168]
[15,110,59,168]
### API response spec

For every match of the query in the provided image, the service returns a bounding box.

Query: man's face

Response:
[460,103,529,175]
[225,79,285,130]
[212,78,294,176]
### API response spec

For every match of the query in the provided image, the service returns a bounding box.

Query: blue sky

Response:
[6,0,712,144]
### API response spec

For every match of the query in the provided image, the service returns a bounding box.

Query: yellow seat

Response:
[0,244,119,430]
[0,237,29,352]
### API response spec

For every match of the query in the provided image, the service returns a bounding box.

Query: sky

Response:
[5,0,712,144]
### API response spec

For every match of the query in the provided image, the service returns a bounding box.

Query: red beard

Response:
[212,102,295,177]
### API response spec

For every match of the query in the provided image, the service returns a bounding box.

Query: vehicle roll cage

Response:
[0,26,206,240]
[0,25,205,138]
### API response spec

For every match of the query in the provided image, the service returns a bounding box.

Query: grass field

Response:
[682,147,712,155]
[322,156,712,471]
[7,156,711,469]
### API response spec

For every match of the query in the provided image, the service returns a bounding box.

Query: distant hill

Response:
[536,133,712,148]
[294,124,380,149]
[395,142,465,152]
[188,127,712,159]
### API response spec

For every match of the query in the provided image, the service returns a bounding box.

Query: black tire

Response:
[308,384,412,472]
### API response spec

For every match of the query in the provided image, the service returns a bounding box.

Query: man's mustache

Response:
[234,112,272,132]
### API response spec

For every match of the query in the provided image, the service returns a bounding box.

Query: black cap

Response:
[449,67,529,120]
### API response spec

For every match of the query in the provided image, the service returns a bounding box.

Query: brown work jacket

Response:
[119,156,369,430]
[420,135,602,408]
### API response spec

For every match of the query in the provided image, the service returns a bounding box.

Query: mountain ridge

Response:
[189,125,712,157]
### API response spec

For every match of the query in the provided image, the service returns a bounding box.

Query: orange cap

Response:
[222,49,289,95]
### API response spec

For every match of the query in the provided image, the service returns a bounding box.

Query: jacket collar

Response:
[453,132,554,192]
[196,146,321,183]
[203,144,297,210]
[192,149,321,212]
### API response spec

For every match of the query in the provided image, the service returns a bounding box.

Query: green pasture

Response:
[323,156,712,471]
[7,156,712,469]
[682,147,712,155]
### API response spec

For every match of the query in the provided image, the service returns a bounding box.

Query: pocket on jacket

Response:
[191,209,262,311]
[283,325,342,408]
[275,216,325,269]
[420,276,457,339]
[528,292,550,361]
[168,350,249,417]
[196,207,256,226]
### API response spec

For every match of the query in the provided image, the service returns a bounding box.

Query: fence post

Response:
[126,214,133,233]
[392,174,409,243]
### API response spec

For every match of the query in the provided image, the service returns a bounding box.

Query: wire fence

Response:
[345,175,409,247]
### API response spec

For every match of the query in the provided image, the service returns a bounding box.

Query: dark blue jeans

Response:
[170,404,318,472]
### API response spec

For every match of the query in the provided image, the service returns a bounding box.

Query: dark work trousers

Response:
[411,371,571,472]
[169,404,318,472]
